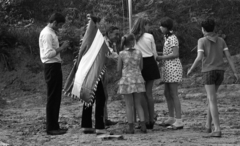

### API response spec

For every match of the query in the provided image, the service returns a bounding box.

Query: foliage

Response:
[0,24,16,71]
[1,0,240,71]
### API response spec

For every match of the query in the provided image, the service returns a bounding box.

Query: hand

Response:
[234,73,239,83]
[61,40,70,50]
[187,68,192,76]
[156,56,163,61]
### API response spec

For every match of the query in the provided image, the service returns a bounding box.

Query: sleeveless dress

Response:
[162,35,183,83]
[117,49,146,94]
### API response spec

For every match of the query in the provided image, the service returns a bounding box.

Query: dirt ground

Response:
[0,54,240,146]
[1,80,240,146]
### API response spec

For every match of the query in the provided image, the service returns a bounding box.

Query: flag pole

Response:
[128,0,137,123]
[128,0,132,32]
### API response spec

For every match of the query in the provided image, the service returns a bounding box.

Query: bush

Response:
[8,25,42,55]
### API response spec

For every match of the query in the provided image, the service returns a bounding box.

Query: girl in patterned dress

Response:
[156,17,184,129]
[117,33,147,134]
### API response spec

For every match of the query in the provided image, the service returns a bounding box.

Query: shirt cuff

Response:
[197,49,204,52]
[52,49,57,56]
[223,47,229,51]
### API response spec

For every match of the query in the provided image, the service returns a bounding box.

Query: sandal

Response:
[202,131,222,138]
[167,125,184,130]
[140,121,147,133]
[123,123,134,134]
[95,129,114,135]
[159,121,172,127]
[203,128,212,133]
[123,128,134,134]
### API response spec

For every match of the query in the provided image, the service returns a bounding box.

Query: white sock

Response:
[165,117,175,123]
[173,118,183,126]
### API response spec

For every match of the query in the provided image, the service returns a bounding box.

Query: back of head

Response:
[120,33,135,51]
[201,18,215,32]
[131,17,150,41]
[48,13,65,24]
[159,17,174,31]
[105,26,119,37]
[87,14,101,24]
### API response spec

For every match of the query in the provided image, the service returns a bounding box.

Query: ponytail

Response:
[120,36,126,51]
[120,34,135,52]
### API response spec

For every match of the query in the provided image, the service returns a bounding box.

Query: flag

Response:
[63,19,109,106]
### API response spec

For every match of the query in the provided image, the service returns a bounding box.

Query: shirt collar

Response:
[46,26,56,33]
[204,32,215,37]
[125,47,135,51]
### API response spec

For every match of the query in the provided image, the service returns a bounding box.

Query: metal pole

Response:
[128,0,132,32]
[128,0,137,123]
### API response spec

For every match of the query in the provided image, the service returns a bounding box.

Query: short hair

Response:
[87,14,101,24]
[48,13,65,24]
[106,26,119,37]
[201,18,215,32]
[159,17,173,30]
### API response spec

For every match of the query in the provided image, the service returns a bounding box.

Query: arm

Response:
[156,36,179,61]
[113,42,117,52]
[139,52,143,70]
[187,39,204,76]
[117,54,123,76]
[104,37,113,54]
[42,34,69,59]
[224,50,239,82]
[187,51,203,75]
[156,46,179,61]
[151,35,158,59]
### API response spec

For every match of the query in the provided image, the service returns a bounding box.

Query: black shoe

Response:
[105,119,118,126]
[47,129,67,135]
[146,121,154,129]
[59,128,68,133]
[82,128,95,134]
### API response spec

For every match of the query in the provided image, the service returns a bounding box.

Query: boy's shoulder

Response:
[198,35,225,44]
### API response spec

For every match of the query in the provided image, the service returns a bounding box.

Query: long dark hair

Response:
[120,33,135,51]
[131,17,150,42]
[159,17,174,38]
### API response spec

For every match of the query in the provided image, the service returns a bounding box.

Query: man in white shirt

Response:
[39,13,69,135]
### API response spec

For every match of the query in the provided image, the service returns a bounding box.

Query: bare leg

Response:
[134,92,146,132]
[206,85,220,129]
[141,93,150,123]
[164,83,174,118]
[169,83,181,119]
[145,80,155,122]
[124,94,134,123]
[206,102,212,129]
[133,93,145,122]
[205,85,221,132]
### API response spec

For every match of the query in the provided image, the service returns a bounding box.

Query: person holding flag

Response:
[63,15,112,135]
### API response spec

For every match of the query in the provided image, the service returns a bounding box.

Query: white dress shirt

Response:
[39,26,62,63]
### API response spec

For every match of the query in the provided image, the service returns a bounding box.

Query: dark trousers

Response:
[44,63,62,131]
[81,80,106,129]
